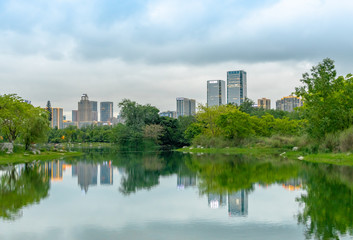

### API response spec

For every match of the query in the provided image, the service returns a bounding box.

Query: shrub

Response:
[339,127,353,152]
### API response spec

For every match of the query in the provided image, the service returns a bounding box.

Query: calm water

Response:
[1,149,353,240]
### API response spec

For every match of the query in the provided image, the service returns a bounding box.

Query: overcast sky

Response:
[1,0,353,119]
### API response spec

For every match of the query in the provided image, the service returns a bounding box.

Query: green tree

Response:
[46,100,52,122]
[295,58,353,139]
[0,94,49,147]
[22,107,50,150]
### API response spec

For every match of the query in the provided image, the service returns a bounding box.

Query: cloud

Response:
[0,0,353,118]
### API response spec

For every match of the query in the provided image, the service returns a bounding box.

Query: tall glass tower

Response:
[100,102,113,122]
[207,80,225,107]
[227,70,247,105]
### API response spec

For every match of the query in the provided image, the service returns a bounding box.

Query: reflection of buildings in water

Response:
[40,161,63,181]
[100,161,113,185]
[282,178,303,191]
[177,175,196,189]
[77,162,97,193]
[208,193,227,209]
[228,190,248,216]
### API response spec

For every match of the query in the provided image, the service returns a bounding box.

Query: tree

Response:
[46,101,52,122]
[118,99,160,130]
[295,58,353,139]
[0,94,50,148]
[22,107,50,150]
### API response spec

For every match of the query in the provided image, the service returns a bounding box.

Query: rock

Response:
[292,147,299,151]
[1,142,14,154]
[32,150,37,155]
[298,156,304,160]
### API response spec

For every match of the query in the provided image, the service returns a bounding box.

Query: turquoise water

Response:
[1,150,352,240]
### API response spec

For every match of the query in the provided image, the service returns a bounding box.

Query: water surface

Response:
[1,149,352,240]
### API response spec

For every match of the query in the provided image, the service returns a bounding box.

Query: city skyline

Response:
[1,0,353,118]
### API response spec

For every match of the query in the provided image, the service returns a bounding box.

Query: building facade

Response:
[258,98,271,110]
[176,97,196,117]
[77,94,98,127]
[227,70,247,105]
[276,95,302,112]
[100,102,113,122]
[207,80,226,107]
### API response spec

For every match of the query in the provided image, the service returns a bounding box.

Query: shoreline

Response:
[0,151,84,165]
[176,147,353,166]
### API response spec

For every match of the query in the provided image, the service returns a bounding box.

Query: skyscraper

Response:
[45,107,63,129]
[77,94,97,127]
[176,97,196,117]
[207,80,226,107]
[227,70,247,105]
[100,102,113,122]
[258,98,271,110]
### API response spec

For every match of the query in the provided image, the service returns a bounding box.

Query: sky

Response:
[1,0,353,119]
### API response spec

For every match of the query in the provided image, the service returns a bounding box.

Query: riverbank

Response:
[0,151,84,165]
[177,147,353,166]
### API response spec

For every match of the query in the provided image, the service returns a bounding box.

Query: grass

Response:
[176,146,283,156]
[286,151,353,166]
[177,146,353,166]
[0,151,83,165]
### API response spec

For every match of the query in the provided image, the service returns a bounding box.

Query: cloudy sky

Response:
[1,0,353,119]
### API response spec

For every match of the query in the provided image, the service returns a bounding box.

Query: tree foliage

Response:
[295,58,353,139]
[0,94,49,148]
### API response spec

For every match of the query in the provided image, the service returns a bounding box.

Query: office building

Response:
[227,70,247,105]
[228,190,248,216]
[47,107,63,129]
[100,102,113,122]
[176,97,196,117]
[77,94,98,127]
[258,98,271,110]
[92,101,98,121]
[207,80,226,107]
[159,111,177,118]
[72,110,78,122]
[276,95,302,112]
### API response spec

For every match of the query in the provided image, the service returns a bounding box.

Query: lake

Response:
[1,149,353,240]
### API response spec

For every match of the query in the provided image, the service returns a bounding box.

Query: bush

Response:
[320,133,339,152]
[339,127,353,152]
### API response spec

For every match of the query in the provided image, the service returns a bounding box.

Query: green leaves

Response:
[295,58,353,139]
[0,94,50,147]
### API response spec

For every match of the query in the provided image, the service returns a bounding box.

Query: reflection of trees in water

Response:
[116,152,191,195]
[0,163,50,220]
[297,164,353,240]
[186,154,301,195]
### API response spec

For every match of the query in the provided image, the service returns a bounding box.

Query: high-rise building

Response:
[72,110,78,122]
[258,98,271,110]
[77,94,97,127]
[276,95,302,112]
[207,80,226,107]
[176,97,196,117]
[227,70,247,105]
[228,190,248,216]
[100,102,113,122]
[46,107,64,129]
[92,101,98,121]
